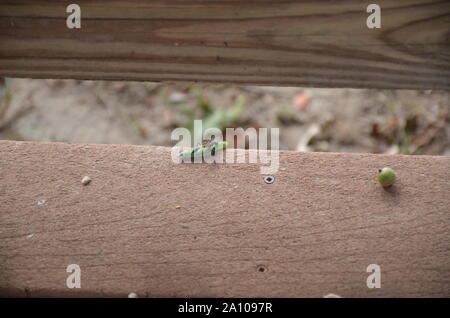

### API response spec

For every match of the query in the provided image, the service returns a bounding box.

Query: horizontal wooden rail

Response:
[0,140,449,297]
[0,0,449,89]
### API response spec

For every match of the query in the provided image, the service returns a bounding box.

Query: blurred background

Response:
[0,78,449,155]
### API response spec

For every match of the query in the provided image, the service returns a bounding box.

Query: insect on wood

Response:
[178,138,228,163]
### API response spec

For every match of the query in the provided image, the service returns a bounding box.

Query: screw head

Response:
[264,176,275,184]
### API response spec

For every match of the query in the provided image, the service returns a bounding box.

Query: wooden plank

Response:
[0,140,449,297]
[0,0,449,89]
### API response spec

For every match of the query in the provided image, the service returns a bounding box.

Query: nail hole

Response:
[264,176,274,184]
[257,265,267,273]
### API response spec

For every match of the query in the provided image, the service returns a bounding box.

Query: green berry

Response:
[378,167,396,187]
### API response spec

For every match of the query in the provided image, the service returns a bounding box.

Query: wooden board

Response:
[0,0,449,89]
[0,140,449,297]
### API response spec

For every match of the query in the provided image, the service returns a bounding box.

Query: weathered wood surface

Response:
[0,140,449,297]
[0,0,449,89]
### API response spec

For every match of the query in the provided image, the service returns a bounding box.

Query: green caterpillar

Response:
[179,141,228,161]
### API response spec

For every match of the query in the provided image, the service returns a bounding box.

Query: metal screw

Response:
[264,176,275,184]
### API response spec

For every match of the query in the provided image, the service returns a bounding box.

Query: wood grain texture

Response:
[0,0,449,89]
[0,140,449,297]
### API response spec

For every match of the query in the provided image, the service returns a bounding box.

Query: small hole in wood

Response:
[257,265,267,273]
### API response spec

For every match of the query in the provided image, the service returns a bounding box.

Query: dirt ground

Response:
[0,78,449,155]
